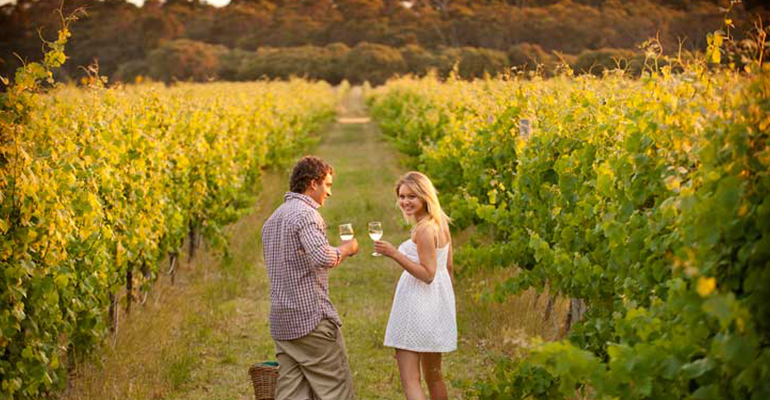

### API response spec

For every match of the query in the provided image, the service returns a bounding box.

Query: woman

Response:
[374,171,457,400]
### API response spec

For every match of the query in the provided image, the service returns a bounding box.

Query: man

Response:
[261,155,359,400]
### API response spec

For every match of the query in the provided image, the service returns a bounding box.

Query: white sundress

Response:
[383,238,457,353]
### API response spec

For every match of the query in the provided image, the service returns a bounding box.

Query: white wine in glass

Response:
[339,223,354,241]
[368,221,383,256]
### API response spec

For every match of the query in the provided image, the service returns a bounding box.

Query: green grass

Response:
[61,87,571,400]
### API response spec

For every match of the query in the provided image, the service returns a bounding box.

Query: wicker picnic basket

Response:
[248,361,279,400]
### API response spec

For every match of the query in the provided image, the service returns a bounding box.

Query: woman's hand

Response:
[374,240,398,258]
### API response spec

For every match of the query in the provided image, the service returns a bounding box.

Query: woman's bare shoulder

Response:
[412,222,438,243]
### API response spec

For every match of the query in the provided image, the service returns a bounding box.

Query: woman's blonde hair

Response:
[395,171,451,233]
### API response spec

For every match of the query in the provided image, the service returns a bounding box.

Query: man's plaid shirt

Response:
[261,192,342,341]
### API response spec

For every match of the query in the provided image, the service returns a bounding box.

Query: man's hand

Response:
[339,238,359,259]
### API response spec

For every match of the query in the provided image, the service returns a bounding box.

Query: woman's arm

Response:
[447,239,454,285]
[374,225,438,284]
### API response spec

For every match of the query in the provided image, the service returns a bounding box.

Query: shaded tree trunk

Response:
[126,268,133,315]
[169,251,178,285]
[565,298,588,333]
[188,220,197,261]
[108,292,118,333]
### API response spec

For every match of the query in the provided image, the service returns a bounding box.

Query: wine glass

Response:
[339,223,354,241]
[368,221,383,256]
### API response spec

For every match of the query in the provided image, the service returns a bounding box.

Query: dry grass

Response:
[61,255,215,399]
[458,266,571,357]
[60,170,285,400]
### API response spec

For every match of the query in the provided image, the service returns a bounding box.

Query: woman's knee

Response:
[421,354,442,372]
[424,369,444,386]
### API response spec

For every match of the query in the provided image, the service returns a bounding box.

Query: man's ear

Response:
[308,179,318,191]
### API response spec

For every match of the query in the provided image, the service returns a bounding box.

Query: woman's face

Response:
[398,184,426,219]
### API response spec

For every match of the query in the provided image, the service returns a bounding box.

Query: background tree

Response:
[1,0,766,85]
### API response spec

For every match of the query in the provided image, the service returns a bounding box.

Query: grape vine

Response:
[368,24,769,399]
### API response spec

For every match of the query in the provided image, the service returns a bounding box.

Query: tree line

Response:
[1,0,767,84]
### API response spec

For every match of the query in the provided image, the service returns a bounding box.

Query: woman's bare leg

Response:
[421,352,448,400]
[395,349,428,400]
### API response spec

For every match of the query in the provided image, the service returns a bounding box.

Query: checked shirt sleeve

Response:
[297,212,341,269]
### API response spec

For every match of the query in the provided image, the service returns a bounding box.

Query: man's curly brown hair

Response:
[290,155,334,194]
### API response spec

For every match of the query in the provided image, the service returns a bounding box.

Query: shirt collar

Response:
[285,192,320,209]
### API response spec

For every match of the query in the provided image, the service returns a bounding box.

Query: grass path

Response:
[61,87,569,400]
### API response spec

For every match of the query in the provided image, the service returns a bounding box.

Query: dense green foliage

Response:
[368,51,770,398]
[2,0,766,84]
[0,22,337,399]
[65,39,671,85]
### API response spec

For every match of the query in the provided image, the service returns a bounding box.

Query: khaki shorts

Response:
[274,319,355,400]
